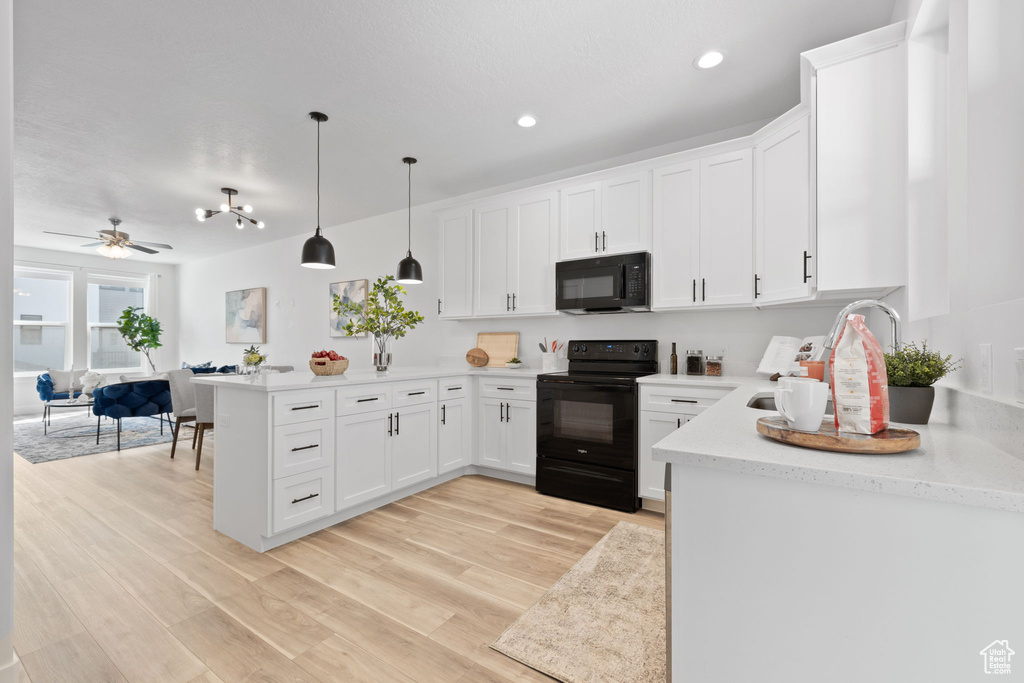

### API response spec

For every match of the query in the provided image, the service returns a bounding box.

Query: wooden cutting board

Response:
[476,332,519,368]
[466,348,489,367]
[756,416,920,454]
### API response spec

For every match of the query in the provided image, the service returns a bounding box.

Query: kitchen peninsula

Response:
[653,380,1024,682]
[193,367,540,552]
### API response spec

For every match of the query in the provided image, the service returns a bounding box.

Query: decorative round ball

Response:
[466,348,489,367]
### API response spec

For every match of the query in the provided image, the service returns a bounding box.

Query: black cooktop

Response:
[537,340,659,384]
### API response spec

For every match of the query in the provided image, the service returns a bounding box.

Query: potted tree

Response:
[884,341,961,424]
[117,306,162,374]
[334,275,424,372]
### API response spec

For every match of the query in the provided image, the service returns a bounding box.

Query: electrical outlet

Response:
[979,343,993,394]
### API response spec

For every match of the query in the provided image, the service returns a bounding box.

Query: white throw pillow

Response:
[47,368,85,393]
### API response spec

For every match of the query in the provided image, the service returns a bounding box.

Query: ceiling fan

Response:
[44,218,173,259]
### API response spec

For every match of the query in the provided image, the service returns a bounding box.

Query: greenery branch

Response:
[117,306,162,373]
[333,276,424,356]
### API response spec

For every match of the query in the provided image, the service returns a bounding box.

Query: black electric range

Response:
[535,340,658,512]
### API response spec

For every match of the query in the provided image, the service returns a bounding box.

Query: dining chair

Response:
[167,369,198,465]
[193,381,215,470]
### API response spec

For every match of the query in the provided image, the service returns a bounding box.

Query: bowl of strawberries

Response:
[309,349,350,376]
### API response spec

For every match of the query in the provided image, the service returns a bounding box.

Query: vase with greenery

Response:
[334,275,424,372]
[242,345,267,373]
[884,341,961,424]
[117,306,162,373]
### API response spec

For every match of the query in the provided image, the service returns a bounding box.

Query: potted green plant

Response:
[334,275,424,372]
[117,306,162,373]
[506,356,523,369]
[884,341,961,424]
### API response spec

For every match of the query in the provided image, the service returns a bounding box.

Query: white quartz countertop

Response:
[191,365,540,392]
[651,377,1024,514]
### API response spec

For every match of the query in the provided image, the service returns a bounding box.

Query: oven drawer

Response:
[536,456,639,513]
[640,385,732,414]
[479,377,536,401]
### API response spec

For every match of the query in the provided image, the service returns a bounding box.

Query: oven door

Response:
[555,263,625,311]
[537,379,637,470]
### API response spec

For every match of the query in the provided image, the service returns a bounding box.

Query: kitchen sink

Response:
[747,393,834,415]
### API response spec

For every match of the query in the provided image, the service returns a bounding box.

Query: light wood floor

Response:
[11,431,664,683]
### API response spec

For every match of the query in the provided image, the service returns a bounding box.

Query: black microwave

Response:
[555,252,651,314]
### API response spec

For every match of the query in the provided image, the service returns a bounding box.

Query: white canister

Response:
[542,354,560,373]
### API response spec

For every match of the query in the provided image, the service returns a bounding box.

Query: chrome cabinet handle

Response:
[292,493,319,504]
[290,444,318,452]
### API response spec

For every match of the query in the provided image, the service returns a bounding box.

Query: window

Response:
[87,277,147,370]
[13,268,71,372]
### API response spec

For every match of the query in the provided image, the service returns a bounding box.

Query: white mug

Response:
[775,377,829,432]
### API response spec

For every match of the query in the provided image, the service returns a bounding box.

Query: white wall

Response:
[885,0,1024,405]
[0,0,15,678]
[12,246,179,415]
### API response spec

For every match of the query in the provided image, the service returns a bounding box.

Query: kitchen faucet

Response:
[823,299,902,352]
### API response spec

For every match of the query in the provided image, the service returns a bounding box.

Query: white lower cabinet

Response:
[478,396,536,475]
[391,403,437,489]
[336,410,392,509]
[272,468,335,534]
[438,397,471,474]
[639,411,689,501]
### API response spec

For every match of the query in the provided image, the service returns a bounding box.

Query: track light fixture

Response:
[195,188,265,229]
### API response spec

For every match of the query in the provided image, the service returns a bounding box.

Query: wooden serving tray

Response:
[756,416,920,454]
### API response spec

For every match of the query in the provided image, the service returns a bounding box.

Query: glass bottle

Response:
[670,343,678,375]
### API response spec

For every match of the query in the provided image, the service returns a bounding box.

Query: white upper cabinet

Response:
[652,161,700,309]
[560,181,601,259]
[755,114,814,304]
[474,191,558,317]
[560,172,650,260]
[437,207,473,319]
[699,149,754,307]
[812,27,906,292]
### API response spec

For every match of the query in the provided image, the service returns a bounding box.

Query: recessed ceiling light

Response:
[695,50,725,69]
[516,115,537,128]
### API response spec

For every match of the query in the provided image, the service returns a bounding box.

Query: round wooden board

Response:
[756,416,920,454]
[466,347,489,367]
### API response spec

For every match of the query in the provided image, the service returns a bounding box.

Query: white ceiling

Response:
[13,0,895,263]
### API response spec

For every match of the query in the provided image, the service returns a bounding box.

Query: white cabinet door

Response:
[474,203,512,316]
[559,181,601,260]
[505,399,537,475]
[639,411,684,501]
[755,116,813,304]
[438,207,473,319]
[652,161,701,309]
[816,43,905,292]
[391,403,437,490]
[438,398,471,474]
[601,171,649,255]
[336,411,391,510]
[699,149,754,306]
[477,398,507,469]
[510,191,558,315]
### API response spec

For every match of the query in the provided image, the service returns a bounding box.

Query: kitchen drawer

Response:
[336,384,392,416]
[392,380,437,408]
[273,419,334,479]
[438,376,470,400]
[272,390,335,426]
[641,385,732,414]
[272,467,335,534]
[479,377,536,401]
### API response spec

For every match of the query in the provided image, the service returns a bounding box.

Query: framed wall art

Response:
[225,287,267,343]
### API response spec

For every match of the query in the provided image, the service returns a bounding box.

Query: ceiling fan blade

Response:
[44,231,100,240]
[80,241,107,247]
[129,240,174,249]
[125,244,159,254]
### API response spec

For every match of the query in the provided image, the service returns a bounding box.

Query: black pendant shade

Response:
[301,111,336,269]
[301,227,336,269]
[395,157,423,284]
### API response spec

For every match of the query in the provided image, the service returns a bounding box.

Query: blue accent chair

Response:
[92,380,173,451]
[36,373,83,402]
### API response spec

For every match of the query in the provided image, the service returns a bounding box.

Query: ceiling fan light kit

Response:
[195,188,265,229]
[395,156,423,284]
[301,111,336,269]
[44,217,174,259]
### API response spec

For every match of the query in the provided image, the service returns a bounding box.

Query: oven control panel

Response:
[567,340,658,362]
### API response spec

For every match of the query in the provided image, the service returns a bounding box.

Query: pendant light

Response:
[300,111,336,269]
[395,157,423,284]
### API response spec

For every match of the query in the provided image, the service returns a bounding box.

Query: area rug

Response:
[14,413,178,464]
[491,521,666,683]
